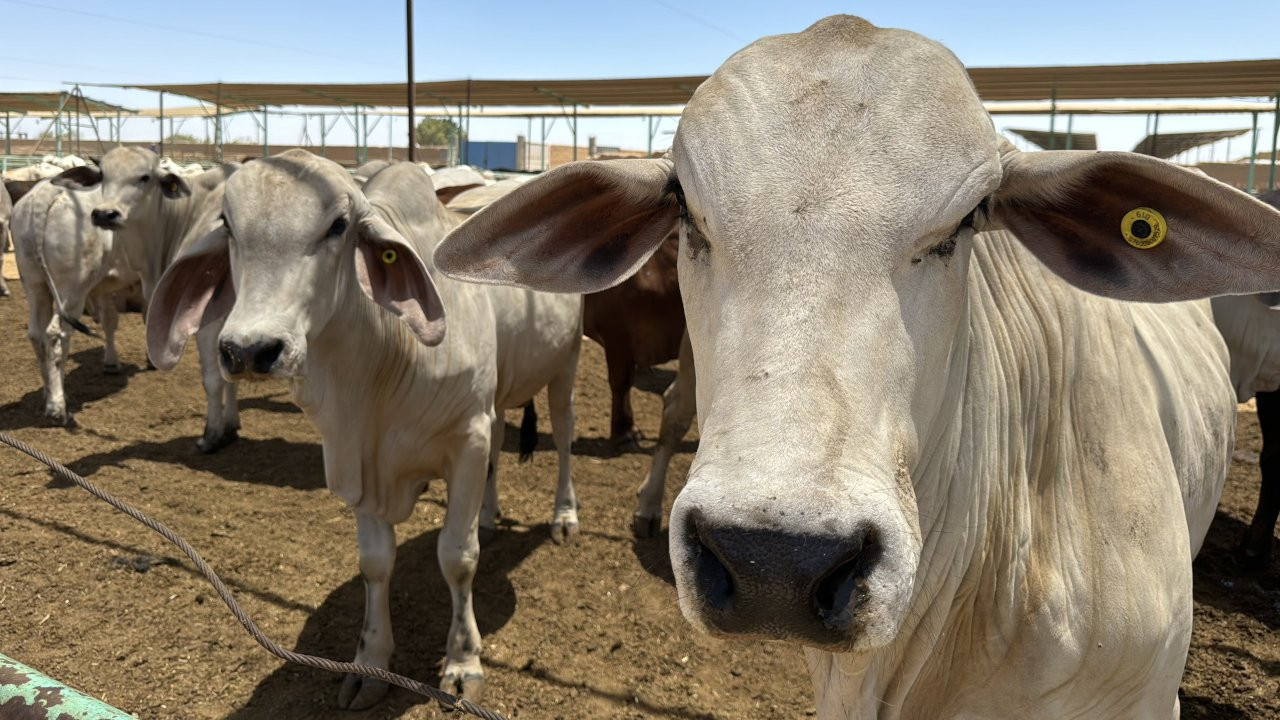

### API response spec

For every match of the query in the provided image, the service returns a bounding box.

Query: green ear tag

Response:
[1121,207,1167,249]
[381,248,398,265]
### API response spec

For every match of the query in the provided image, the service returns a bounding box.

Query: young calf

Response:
[145,151,582,707]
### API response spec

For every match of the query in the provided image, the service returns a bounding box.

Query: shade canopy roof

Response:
[107,58,1280,109]
[1131,128,1252,158]
[0,91,131,115]
[1005,128,1098,150]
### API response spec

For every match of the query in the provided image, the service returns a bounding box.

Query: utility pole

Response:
[406,0,415,162]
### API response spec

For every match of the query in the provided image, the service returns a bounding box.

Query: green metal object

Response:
[0,653,133,719]
[1249,111,1259,193]
[1269,93,1279,191]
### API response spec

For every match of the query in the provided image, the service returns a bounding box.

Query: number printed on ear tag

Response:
[381,248,398,265]
[1121,208,1167,249]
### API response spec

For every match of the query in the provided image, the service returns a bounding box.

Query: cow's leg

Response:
[99,293,121,374]
[39,298,81,427]
[337,509,397,710]
[1240,389,1280,568]
[603,340,639,447]
[548,346,581,544]
[0,226,9,297]
[634,331,697,538]
[222,380,241,437]
[478,412,504,545]
[438,419,490,699]
[195,323,237,453]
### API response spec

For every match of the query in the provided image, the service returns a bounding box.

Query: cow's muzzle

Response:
[90,208,124,229]
[219,338,285,378]
[678,510,882,650]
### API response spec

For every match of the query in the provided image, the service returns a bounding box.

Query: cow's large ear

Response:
[160,172,192,199]
[49,165,103,190]
[434,158,679,293]
[146,230,234,370]
[993,143,1280,302]
[353,201,446,347]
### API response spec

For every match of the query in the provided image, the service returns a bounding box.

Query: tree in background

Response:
[415,117,464,147]
[164,133,202,144]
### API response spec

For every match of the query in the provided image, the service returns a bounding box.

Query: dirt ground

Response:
[0,271,1276,719]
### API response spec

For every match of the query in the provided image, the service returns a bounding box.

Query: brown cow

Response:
[583,232,685,444]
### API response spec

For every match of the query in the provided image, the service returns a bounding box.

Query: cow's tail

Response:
[519,400,538,462]
[29,190,97,338]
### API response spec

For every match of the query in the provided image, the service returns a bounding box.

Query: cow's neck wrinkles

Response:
[808,230,1078,719]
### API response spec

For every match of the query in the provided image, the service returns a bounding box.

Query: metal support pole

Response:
[1065,114,1073,150]
[1047,88,1056,150]
[1269,94,1279,192]
[1151,113,1160,157]
[464,79,472,165]
[0,654,132,719]
[406,0,416,162]
[540,115,546,170]
[54,95,62,156]
[4,110,9,155]
[388,114,393,160]
[158,90,165,155]
[215,84,224,162]
[262,106,268,157]
[1249,111,1260,194]
[115,109,122,144]
[572,104,578,161]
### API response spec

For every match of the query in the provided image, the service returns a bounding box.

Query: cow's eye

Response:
[327,217,348,237]
[139,174,151,184]
[957,197,989,234]
[218,212,231,233]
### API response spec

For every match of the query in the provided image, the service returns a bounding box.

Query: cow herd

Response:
[3,14,1280,720]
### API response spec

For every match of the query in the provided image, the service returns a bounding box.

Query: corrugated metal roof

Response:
[1005,128,1098,150]
[0,91,131,115]
[1131,128,1252,158]
[106,58,1280,109]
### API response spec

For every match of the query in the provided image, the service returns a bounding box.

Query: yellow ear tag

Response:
[381,248,398,265]
[1121,207,1167,249]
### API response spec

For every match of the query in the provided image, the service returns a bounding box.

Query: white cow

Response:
[434,16,1280,719]
[10,169,137,424]
[53,147,241,452]
[0,181,11,297]
[3,162,65,182]
[1210,188,1280,568]
[143,152,583,707]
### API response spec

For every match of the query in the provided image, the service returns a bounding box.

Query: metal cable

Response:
[0,431,507,720]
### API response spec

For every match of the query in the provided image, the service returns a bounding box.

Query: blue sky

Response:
[1,0,1277,157]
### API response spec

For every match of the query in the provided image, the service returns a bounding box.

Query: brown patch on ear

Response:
[435,183,483,204]
[159,173,192,199]
[49,165,103,190]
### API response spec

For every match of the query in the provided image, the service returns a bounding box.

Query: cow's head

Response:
[434,15,1280,654]
[53,146,190,230]
[143,149,445,379]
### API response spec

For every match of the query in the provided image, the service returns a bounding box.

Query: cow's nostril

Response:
[691,519,735,612]
[219,340,245,376]
[250,340,285,375]
[813,531,881,629]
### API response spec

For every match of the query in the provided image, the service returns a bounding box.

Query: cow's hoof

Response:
[103,363,123,375]
[0,286,9,297]
[550,519,580,545]
[632,514,661,539]
[610,430,643,453]
[44,410,75,428]
[337,673,389,710]
[478,525,497,546]
[197,427,239,454]
[145,358,157,371]
[440,670,485,703]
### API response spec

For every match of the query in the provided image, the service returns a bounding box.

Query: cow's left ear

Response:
[353,202,446,346]
[992,143,1280,302]
[159,173,192,199]
[49,165,103,190]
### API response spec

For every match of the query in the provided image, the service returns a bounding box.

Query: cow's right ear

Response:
[146,230,234,370]
[49,165,103,190]
[434,158,679,293]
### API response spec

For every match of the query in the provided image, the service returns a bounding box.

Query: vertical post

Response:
[540,115,546,171]
[572,104,578,161]
[158,90,165,156]
[1064,114,1073,150]
[526,116,532,169]
[115,109,122,144]
[320,114,327,157]
[1249,111,1260,193]
[1269,93,1279,192]
[1151,113,1160,158]
[406,0,416,162]
[54,96,62,156]
[215,84,224,162]
[1047,88,1056,151]
[464,79,472,165]
[387,114,393,160]
[647,116,654,155]
[261,106,268,157]
[4,110,9,155]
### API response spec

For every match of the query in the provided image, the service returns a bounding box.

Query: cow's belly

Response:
[491,288,582,410]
